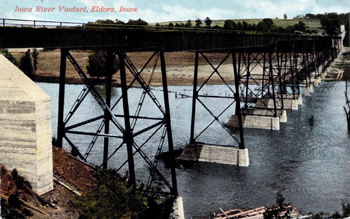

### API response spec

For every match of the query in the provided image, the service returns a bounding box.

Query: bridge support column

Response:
[57,48,67,148]
[181,50,248,166]
[160,48,178,196]
[118,50,136,187]
[304,84,314,96]
[280,94,302,110]
[171,196,185,219]
[180,144,249,167]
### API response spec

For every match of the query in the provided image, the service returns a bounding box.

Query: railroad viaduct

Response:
[0,19,342,201]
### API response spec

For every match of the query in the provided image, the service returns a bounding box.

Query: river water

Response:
[38,80,350,217]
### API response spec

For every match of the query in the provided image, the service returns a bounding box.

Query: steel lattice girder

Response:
[57,47,178,196]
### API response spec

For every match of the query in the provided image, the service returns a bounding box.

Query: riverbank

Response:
[11,49,233,87]
[11,48,350,88]
[1,146,97,218]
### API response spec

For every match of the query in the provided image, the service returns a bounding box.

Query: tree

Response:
[19,49,34,79]
[127,18,148,25]
[242,21,248,30]
[32,49,39,75]
[115,19,125,25]
[305,13,316,19]
[94,19,115,25]
[0,49,18,66]
[231,21,237,30]
[86,50,118,78]
[195,18,202,27]
[75,169,175,219]
[294,21,306,32]
[284,13,287,19]
[237,22,243,30]
[223,20,233,29]
[204,17,212,27]
[257,18,274,31]
[168,22,174,28]
[76,169,147,218]
[320,13,340,35]
[185,19,192,27]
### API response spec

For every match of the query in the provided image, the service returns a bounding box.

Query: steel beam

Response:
[118,50,136,187]
[160,49,178,196]
[190,51,199,145]
[57,48,68,148]
[103,50,113,169]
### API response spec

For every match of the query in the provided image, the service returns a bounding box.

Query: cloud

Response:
[138,4,237,22]
[76,0,106,7]
[234,0,348,18]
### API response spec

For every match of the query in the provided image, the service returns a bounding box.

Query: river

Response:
[38,79,350,217]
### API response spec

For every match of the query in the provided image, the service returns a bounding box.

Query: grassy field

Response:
[154,18,323,32]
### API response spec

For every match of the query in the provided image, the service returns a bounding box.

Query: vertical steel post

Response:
[103,50,113,169]
[290,51,296,99]
[118,50,136,187]
[313,41,318,78]
[160,48,178,196]
[269,45,278,117]
[294,52,301,95]
[276,51,284,110]
[262,52,267,97]
[245,53,251,102]
[232,51,245,149]
[57,48,67,148]
[190,51,199,145]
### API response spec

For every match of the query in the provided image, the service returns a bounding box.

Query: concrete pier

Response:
[254,96,287,122]
[226,113,281,130]
[171,196,185,219]
[226,93,289,130]
[180,144,249,167]
[281,94,302,110]
[313,76,322,86]
[0,54,53,194]
[304,85,314,96]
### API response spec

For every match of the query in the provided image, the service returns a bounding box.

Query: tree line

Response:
[0,49,38,79]
[90,12,349,46]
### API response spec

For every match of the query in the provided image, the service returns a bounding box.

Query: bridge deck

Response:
[0,26,338,52]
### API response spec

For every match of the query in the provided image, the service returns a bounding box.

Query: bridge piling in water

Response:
[0,23,343,197]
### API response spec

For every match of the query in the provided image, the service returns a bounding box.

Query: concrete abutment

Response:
[0,54,53,195]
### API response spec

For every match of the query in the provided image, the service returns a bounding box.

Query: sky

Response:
[0,0,349,24]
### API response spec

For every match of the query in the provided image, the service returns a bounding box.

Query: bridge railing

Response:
[0,18,84,29]
[0,18,340,51]
[0,17,317,36]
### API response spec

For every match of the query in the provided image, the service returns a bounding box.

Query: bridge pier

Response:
[304,84,314,96]
[180,144,249,167]
[226,109,285,130]
[184,50,248,166]
[280,94,302,110]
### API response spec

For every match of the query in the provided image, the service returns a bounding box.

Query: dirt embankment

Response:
[1,146,98,219]
[11,49,234,86]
